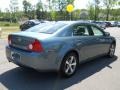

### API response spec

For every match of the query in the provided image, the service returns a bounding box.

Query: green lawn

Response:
[0,22,19,27]
[0,26,20,39]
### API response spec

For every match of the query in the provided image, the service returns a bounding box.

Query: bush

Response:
[4,23,10,26]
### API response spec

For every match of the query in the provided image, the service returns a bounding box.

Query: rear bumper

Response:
[6,46,59,71]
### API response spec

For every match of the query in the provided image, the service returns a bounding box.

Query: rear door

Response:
[72,24,101,62]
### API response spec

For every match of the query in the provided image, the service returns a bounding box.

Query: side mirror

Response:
[105,32,110,36]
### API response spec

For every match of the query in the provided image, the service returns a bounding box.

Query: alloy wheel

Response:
[64,55,77,75]
[109,44,115,57]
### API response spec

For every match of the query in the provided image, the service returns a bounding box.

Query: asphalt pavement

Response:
[0,27,120,90]
[0,39,7,65]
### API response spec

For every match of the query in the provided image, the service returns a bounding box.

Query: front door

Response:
[72,24,101,62]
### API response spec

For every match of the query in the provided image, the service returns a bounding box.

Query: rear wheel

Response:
[108,44,115,58]
[59,52,78,78]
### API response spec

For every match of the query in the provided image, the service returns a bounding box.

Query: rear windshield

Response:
[26,22,67,34]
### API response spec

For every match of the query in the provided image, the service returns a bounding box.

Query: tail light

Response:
[8,35,11,45]
[28,39,44,52]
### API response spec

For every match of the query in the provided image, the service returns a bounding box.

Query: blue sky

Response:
[0,0,89,11]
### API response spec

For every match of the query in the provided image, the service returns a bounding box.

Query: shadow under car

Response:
[0,56,117,90]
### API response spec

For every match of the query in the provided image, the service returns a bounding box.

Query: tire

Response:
[59,52,79,78]
[108,44,115,58]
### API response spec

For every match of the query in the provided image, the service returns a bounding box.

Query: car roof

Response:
[27,19,40,23]
[57,21,93,25]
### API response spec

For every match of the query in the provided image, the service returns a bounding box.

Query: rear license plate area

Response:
[11,51,21,61]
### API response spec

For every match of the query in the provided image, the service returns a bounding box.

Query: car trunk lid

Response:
[9,32,52,51]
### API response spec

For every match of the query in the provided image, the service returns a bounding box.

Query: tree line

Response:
[0,0,120,23]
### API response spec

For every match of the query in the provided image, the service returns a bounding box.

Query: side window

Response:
[58,27,73,37]
[31,22,35,25]
[91,26,104,36]
[73,25,89,36]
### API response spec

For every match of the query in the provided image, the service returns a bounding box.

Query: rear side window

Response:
[91,26,104,36]
[73,25,89,36]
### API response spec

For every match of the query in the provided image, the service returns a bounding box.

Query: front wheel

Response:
[108,44,115,58]
[59,52,78,78]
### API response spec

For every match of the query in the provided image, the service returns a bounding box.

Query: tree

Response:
[87,2,95,20]
[87,0,100,21]
[72,9,81,20]
[36,0,44,19]
[23,0,33,19]
[9,0,19,22]
[0,9,1,17]
[94,0,100,21]
[57,0,74,20]
[103,0,118,21]
[46,0,75,20]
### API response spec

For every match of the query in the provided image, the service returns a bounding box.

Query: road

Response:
[0,39,7,65]
[0,27,120,90]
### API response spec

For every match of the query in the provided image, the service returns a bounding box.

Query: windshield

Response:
[26,22,67,34]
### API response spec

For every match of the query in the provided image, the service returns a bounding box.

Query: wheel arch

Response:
[63,50,79,61]
[112,40,116,47]
[58,49,80,70]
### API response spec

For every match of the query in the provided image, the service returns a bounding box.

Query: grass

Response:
[0,26,20,39]
[0,22,19,27]
[0,21,20,39]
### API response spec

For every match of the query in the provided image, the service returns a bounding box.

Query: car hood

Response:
[11,31,52,40]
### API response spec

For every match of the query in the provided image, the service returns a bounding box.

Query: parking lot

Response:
[0,27,120,90]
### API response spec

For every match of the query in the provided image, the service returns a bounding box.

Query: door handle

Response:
[97,38,105,42]
[76,39,81,42]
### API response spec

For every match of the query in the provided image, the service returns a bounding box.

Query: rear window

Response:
[26,22,67,34]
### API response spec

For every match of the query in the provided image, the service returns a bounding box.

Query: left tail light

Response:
[8,35,11,45]
[27,39,44,52]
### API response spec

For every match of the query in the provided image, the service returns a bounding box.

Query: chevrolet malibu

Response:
[6,21,116,77]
